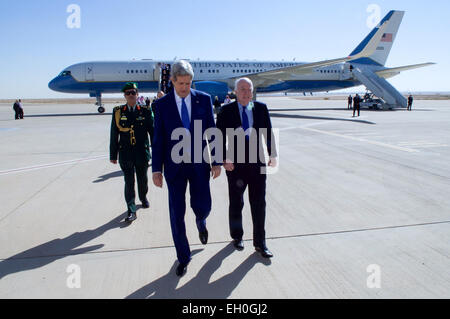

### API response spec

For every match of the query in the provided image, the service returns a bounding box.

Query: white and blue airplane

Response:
[49,10,434,113]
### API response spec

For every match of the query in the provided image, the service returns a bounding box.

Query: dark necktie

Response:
[181,98,190,130]
[241,106,249,139]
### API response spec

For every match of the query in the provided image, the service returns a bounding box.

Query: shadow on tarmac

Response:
[93,170,124,183]
[126,243,271,299]
[269,112,376,124]
[24,113,112,118]
[0,213,131,280]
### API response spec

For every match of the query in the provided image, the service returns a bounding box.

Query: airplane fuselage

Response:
[49,60,360,96]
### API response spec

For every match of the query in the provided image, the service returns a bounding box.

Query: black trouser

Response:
[119,161,149,213]
[226,163,267,248]
[353,105,360,117]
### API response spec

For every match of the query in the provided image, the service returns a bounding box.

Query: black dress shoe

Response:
[125,212,137,222]
[255,246,273,258]
[141,199,149,208]
[176,263,188,277]
[199,230,208,245]
[233,239,244,251]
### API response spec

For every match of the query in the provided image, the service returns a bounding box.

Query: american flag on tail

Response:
[381,33,393,42]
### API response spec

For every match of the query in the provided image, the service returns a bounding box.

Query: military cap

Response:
[122,82,138,92]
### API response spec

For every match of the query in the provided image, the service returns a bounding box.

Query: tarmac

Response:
[0,96,449,299]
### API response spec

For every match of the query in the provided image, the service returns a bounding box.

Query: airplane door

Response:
[153,63,160,82]
[159,63,172,94]
[340,64,352,80]
[85,63,94,81]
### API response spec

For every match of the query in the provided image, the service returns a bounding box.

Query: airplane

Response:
[48,10,434,113]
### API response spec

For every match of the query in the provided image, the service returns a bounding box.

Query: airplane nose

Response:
[48,77,58,91]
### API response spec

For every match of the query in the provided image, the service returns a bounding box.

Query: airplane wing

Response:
[230,18,390,87]
[375,62,436,79]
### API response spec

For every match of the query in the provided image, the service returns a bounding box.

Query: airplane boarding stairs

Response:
[352,67,407,109]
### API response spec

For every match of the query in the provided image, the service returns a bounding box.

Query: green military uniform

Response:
[110,83,154,215]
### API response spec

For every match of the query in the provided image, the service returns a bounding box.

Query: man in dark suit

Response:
[13,100,20,120]
[408,94,414,111]
[152,60,221,277]
[353,94,361,117]
[216,77,277,258]
[110,82,154,222]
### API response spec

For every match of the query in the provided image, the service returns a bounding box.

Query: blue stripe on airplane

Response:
[349,10,395,57]
[49,75,159,94]
[258,80,359,93]
[350,58,383,66]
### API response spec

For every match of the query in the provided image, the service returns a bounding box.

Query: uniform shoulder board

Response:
[113,105,122,111]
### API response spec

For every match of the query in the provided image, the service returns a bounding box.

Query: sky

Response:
[0,0,449,99]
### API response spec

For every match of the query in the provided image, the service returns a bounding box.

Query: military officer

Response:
[110,82,154,222]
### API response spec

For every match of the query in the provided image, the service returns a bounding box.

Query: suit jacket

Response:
[151,89,218,182]
[216,101,277,166]
[110,104,154,164]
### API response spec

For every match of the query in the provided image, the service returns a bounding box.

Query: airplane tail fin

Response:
[349,10,405,66]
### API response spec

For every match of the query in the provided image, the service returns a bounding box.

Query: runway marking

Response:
[2,219,449,261]
[0,155,108,176]
[397,141,448,148]
[301,127,420,153]
[278,120,332,131]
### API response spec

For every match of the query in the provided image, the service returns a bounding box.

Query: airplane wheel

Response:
[98,106,105,113]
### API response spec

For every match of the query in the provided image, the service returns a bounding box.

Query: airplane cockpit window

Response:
[59,70,72,77]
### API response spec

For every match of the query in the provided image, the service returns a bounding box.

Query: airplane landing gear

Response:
[94,94,105,113]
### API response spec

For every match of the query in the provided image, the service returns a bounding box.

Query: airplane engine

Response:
[193,81,229,103]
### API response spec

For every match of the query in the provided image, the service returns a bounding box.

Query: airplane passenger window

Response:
[131,70,134,73]
[127,70,129,73]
